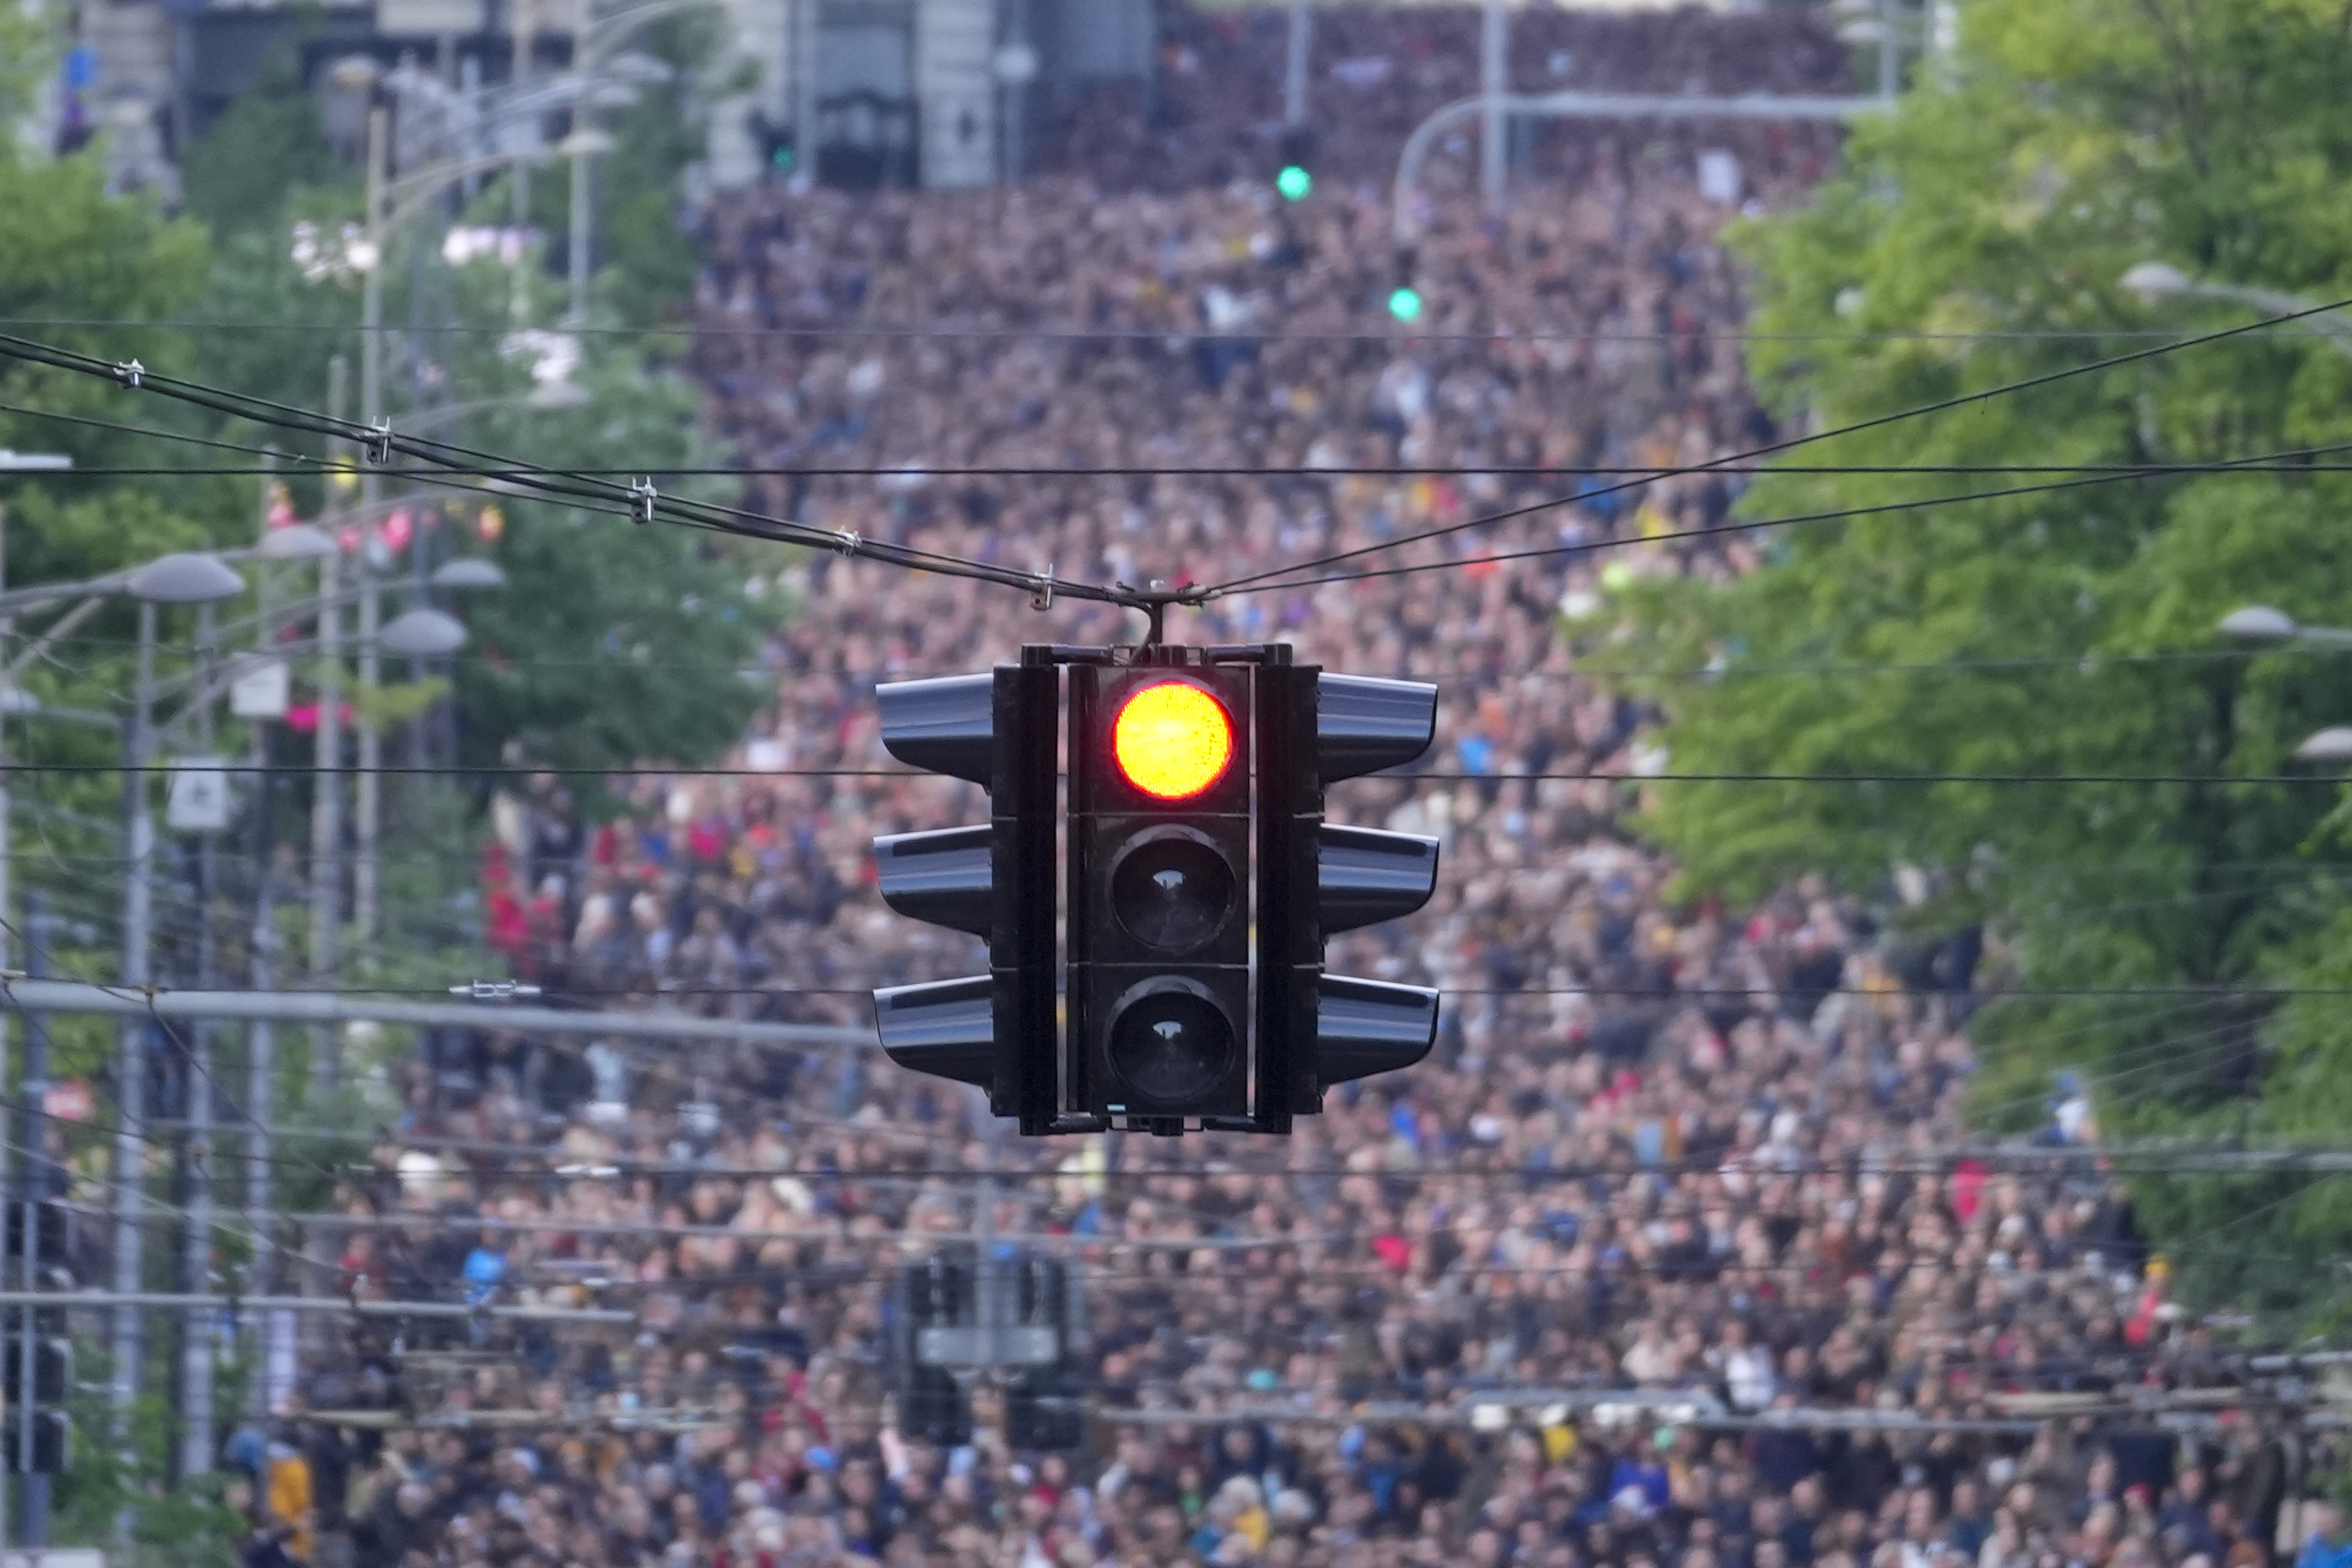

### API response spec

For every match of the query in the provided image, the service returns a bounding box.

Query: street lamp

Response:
[259,523,338,562]
[115,552,244,1441]
[2122,262,2352,357]
[2295,727,2352,764]
[432,558,507,591]
[2218,604,2352,767]
[126,552,245,604]
[378,606,469,658]
[2217,604,2352,649]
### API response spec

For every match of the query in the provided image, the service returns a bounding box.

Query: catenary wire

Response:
[0,334,1122,612]
[6,313,2348,346]
[1212,293,2352,593]
[0,761,2344,784]
[31,459,2352,480]
[1216,438,2352,592]
[19,387,2352,618]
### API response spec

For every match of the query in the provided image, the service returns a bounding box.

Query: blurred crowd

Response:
[1037,3,1849,191]
[217,8,2349,1568]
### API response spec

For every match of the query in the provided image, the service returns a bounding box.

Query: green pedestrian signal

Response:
[1387,286,1425,324]
[1277,165,1312,201]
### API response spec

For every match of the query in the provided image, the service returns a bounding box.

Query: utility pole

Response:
[246,456,280,1422]
[1481,0,1508,218]
[16,893,53,1549]
[355,109,389,955]
[312,358,347,1094]
[112,600,157,1430]
[1876,0,1898,101]
[246,869,281,1415]
[179,602,219,1480]
[566,0,595,325]
[0,507,13,1551]
[1284,0,1310,129]
[513,0,537,234]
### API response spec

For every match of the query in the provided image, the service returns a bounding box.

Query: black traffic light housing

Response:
[871,660,1059,1133]
[871,645,1439,1136]
[887,1251,976,1447]
[1067,656,1256,1126]
[4,1198,71,1475]
[1005,1364,1087,1451]
[750,112,798,177]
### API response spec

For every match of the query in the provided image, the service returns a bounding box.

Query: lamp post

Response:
[113,552,245,1438]
[2122,264,2352,357]
[234,519,483,1087]
[0,452,67,1552]
[2219,604,2352,765]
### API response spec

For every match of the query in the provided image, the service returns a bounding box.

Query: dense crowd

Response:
[1035,3,1849,192]
[216,9,2346,1568]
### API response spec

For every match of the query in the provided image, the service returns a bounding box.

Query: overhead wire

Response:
[28,459,2352,480]
[0,333,1121,612]
[0,759,2342,784]
[5,298,2349,618]
[1216,436,2352,594]
[1211,293,2352,594]
[9,313,2351,346]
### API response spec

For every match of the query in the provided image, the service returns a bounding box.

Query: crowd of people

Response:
[218,8,2347,1568]
[1035,4,1849,192]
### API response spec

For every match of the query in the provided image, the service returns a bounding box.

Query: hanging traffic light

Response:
[1004,1253,1086,1448]
[872,645,1441,1135]
[869,659,1059,1134]
[1005,1364,1087,1451]
[887,1253,975,1447]
[1068,657,1256,1128]
[4,1199,71,1475]
[1254,668,1442,1128]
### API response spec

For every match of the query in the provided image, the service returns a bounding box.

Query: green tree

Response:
[179,51,350,239]
[451,357,770,779]
[1599,0,2352,1328]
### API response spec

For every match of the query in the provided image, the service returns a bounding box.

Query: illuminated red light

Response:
[1112,681,1235,800]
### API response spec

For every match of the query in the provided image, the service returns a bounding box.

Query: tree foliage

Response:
[1598,0,2352,1328]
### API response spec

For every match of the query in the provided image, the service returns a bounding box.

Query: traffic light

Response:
[871,645,1441,1135]
[751,112,797,176]
[1005,1364,1087,1451]
[887,1252,975,1447]
[3,1200,65,1284]
[1256,668,1443,1125]
[4,1199,71,1475]
[1004,1253,1086,1449]
[1387,244,1424,324]
[1276,126,1317,201]
[1068,651,1441,1132]
[870,659,1060,1133]
[1067,656,1257,1127]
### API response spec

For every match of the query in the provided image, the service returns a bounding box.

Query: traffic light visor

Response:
[1111,680,1234,800]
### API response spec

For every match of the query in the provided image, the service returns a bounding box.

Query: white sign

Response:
[230,656,290,720]
[993,43,1040,84]
[166,755,232,833]
[1697,149,1742,206]
[0,1550,107,1567]
[376,0,484,33]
